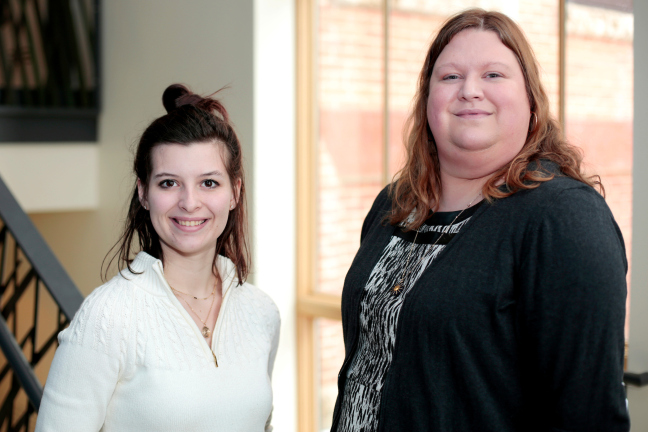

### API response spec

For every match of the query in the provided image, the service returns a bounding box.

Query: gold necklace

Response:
[170,284,215,300]
[174,286,217,338]
[392,192,482,296]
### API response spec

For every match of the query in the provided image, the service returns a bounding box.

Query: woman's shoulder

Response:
[486,164,621,250]
[503,165,624,253]
[60,253,164,349]
[359,185,394,235]
[217,265,281,363]
[530,173,609,216]
[502,161,609,216]
[216,278,281,363]
[218,256,280,327]
[527,160,601,195]
[372,184,394,211]
[59,274,138,351]
[233,281,281,329]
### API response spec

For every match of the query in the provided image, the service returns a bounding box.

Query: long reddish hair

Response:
[390,8,600,229]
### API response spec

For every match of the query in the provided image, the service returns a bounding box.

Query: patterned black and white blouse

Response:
[337,203,481,432]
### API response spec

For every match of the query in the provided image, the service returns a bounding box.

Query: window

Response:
[297,1,633,430]
[0,0,99,142]
[564,0,634,339]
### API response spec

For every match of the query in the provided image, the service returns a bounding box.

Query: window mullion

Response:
[383,0,390,186]
[559,0,566,130]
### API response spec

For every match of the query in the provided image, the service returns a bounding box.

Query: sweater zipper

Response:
[210,281,233,368]
[155,262,226,368]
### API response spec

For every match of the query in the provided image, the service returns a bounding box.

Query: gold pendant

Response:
[392,284,403,295]
[202,326,211,338]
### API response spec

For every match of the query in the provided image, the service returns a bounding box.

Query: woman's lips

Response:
[455,109,491,118]
[175,219,206,227]
[172,218,208,230]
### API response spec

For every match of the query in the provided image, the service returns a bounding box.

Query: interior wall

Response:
[253,0,297,430]
[627,0,648,427]
[0,145,98,213]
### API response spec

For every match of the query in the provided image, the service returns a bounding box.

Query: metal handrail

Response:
[0,319,43,410]
[624,372,648,387]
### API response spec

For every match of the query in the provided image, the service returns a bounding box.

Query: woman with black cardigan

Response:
[331,9,629,432]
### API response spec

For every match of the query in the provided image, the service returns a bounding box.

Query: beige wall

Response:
[0,146,99,214]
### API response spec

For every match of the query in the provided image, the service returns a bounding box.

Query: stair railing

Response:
[0,174,83,431]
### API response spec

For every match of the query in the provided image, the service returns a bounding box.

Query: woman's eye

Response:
[486,72,502,78]
[159,179,176,188]
[203,179,219,188]
[442,74,460,80]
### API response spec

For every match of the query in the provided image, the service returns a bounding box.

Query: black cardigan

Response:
[331,169,630,432]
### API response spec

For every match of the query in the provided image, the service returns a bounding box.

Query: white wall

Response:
[253,0,298,431]
[627,0,648,428]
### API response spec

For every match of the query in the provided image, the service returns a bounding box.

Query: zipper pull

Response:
[212,350,219,367]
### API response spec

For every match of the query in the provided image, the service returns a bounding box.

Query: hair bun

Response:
[162,83,209,114]
[161,83,230,122]
[162,84,191,113]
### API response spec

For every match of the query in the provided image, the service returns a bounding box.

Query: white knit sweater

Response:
[35,252,280,432]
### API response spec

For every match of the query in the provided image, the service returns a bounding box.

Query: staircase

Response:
[0,174,83,431]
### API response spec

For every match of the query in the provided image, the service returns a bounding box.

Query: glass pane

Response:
[565,0,634,337]
[316,318,345,432]
[0,0,98,108]
[316,0,385,295]
[387,1,448,177]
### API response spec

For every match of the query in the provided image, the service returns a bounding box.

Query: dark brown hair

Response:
[391,8,601,229]
[104,84,250,283]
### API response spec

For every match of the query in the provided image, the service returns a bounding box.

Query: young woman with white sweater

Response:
[35,84,280,432]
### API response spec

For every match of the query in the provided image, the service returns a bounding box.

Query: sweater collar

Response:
[124,251,239,296]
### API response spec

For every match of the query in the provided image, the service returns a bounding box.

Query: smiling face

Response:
[427,29,531,180]
[138,142,240,262]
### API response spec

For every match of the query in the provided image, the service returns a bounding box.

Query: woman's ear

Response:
[137,179,148,210]
[230,178,242,210]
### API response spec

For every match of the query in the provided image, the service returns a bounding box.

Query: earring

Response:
[143,204,148,210]
[529,112,538,132]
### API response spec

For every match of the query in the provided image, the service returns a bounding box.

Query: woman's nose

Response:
[459,75,484,100]
[179,187,201,212]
